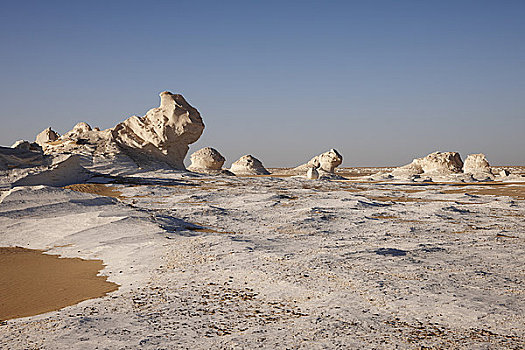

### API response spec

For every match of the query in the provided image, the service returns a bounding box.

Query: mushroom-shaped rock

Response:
[393,151,463,177]
[229,155,270,175]
[111,92,205,169]
[188,147,226,173]
[463,154,491,174]
[35,127,60,146]
[294,149,343,174]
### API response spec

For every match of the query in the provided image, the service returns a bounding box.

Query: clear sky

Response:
[1,0,524,166]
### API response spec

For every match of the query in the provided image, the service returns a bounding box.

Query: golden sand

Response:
[0,247,118,321]
[64,183,122,198]
[441,183,525,200]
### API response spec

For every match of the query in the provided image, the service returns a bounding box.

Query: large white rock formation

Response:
[229,155,270,176]
[376,151,518,182]
[111,92,204,169]
[392,151,463,177]
[38,91,205,170]
[188,147,232,175]
[463,154,491,174]
[462,153,494,181]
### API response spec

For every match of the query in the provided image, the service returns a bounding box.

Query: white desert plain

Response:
[1,92,524,349]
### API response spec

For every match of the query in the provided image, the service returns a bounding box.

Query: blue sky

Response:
[1,1,524,166]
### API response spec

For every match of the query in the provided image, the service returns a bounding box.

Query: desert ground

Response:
[1,166,524,349]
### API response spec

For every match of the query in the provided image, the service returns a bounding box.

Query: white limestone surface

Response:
[1,170,524,349]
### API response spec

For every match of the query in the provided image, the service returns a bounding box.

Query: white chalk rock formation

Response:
[111,92,204,169]
[11,140,42,153]
[39,91,205,170]
[294,149,343,174]
[188,147,231,174]
[463,154,491,174]
[463,153,494,181]
[12,155,91,187]
[499,169,511,177]
[306,166,319,180]
[229,155,270,175]
[35,127,60,146]
[0,145,45,171]
[392,151,464,177]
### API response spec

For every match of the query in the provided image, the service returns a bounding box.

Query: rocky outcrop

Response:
[463,154,491,174]
[35,127,60,147]
[306,167,319,180]
[11,140,42,153]
[377,151,510,182]
[1,141,91,187]
[293,149,343,174]
[188,147,232,175]
[12,155,91,187]
[392,151,463,177]
[38,92,205,170]
[0,145,45,171]
[111,92,204,169]
[229,155,270,176]
[462,154,494,181]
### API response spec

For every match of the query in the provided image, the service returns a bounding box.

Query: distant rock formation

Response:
[462,154,494,181]
[293,149,343,174]
[463,154,491,174]
[11,140,43,153]
[229,155,270,175]
[188,147,233,175]
[392,151,463,177]
[35,127,60,147]
[372,151,521,182]
[38,91,205,170]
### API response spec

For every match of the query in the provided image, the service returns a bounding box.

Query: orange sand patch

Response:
[0,247,119,321]
[441,184,525,200]
[64,183,122,198]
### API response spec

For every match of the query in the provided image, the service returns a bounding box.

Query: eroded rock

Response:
[11,140,42,153]
[463,154,491,174]
[0,146,45,171]
[393,151,464,177]
[229,155,270,176]
[38,91,205,170]
[294,149,343,174]
[306,167,319,180]
[188,147,232,175]
[12,155,91,187]
[111,92,204,169]
[35,127,60,147]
